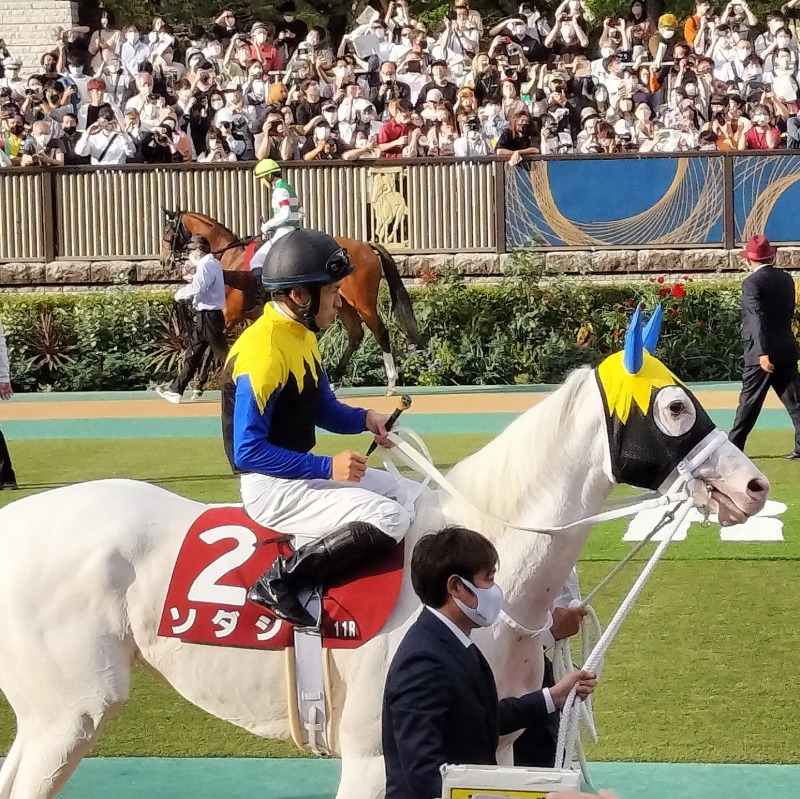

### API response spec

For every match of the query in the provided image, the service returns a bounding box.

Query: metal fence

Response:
[4,152,800,263]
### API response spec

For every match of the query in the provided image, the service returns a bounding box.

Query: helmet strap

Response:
[278,285,322,332]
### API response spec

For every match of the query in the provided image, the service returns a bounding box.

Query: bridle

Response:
[162,210,260,268]
[162,211,190,271]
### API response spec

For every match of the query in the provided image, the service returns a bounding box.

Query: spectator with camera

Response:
[375,61,410,118]
[454,111,492,155]
[74,106,136,164]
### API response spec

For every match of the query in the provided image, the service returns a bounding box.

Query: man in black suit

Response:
[382,526,595,799]
[729,235,800,459]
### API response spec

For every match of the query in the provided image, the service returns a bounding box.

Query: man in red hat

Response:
[729,235,800,459]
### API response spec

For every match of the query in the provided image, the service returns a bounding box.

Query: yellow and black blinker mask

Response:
[595,306,716,492]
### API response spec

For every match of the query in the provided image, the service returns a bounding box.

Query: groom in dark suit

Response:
[382,526,596,799]
[729,235,800,459]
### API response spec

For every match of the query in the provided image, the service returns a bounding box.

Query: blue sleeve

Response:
[314,371,368,434]
[232,375,332,479]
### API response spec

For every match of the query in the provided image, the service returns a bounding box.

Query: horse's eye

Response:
[668,400,684,416]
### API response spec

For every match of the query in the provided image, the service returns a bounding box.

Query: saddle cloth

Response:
[158,505,404,651]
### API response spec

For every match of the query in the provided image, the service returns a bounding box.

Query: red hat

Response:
[740,234,776,262]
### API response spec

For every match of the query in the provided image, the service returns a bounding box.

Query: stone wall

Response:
[1,247,792,291]
[2,0,77,71]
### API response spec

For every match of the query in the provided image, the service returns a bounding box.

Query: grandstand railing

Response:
[2,152,799,263]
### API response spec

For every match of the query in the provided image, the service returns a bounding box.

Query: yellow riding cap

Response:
[254,158,281,179]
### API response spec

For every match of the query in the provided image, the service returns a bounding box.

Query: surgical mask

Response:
[107,64,119,74]
[778,37,791,48]
[68,66,83,76]
[374,29,386,40]
[753,113,768,124]
[401,36,411,47]
[314,127,330,141]
[660,29,675,39]
[485,104,499,117]
[126,32,139,44]
[139,84,151,96]
[255,32,267,43]
[453,577,505,628]
[323,111,338,124]
[511,25,525,37]
[188,251,202,265]
[685,84,698,96]
[600,46,615,58]
[33,134,50,147]
[769,20,783,33]
[211,100,224,110]
[334,66,349,78]
[307,33,319,46]
[284,14,295,22]
[435,109,446,121]
[381,72,395,83]
[635,107,650,120]
[737,50,752,61]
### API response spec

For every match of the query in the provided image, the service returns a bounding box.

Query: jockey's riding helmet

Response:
[262,230,354,290]
[186,234,211,254]
[254,158,281,179]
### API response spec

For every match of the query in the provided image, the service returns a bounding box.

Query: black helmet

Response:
[186,234,211,254]
[262,229,354,290]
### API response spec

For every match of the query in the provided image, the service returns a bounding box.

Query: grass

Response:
[0,430,798,762]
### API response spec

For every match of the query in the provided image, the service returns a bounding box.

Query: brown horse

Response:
[160,210,426,394]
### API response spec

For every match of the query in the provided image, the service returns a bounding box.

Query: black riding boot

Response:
[248,521,396,628]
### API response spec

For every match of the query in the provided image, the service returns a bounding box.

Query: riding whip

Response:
[366,395,412,457]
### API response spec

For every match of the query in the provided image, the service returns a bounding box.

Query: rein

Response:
[164,211,261,261]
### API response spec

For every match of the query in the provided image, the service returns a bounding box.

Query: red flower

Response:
[672,283,686,299]
[613,329,621,339]
[656,276,665,284]
[617,306,626,313]
[658,287,670,297]
[626,298,635,306]
[639,302,647,309]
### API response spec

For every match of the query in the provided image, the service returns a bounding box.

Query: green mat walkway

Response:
[57,758,800,799]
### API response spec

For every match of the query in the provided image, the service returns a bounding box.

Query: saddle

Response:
[158,506,405,651]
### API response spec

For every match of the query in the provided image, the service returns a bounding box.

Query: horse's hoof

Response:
[386,387,397,397]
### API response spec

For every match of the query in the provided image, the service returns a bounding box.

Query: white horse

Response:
[0,311,768,799]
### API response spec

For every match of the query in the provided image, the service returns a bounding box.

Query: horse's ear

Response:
[642,304,663,355]
[163,208,176,221]
[622,305,645,375]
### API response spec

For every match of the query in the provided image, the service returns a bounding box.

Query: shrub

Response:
[0,273,754,393]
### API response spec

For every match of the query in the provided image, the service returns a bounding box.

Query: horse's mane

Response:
[182,211,238,243]
[445,367,600,532]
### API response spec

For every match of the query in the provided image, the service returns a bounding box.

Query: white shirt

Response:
[175,253,226,311]
[0,321,9,382]
[74,129,136,165]
[119,40,152,78]
[427,605,556,715]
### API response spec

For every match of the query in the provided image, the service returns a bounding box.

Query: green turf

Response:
[0,430,798,763]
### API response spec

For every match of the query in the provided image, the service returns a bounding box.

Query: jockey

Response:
[249,158,303,284]
[221,228,416,628]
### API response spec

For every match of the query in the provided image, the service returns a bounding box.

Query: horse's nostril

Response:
[747,477,769,496]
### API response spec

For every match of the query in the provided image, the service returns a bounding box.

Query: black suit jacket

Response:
[382,608,549,799]
[741,264,800,366]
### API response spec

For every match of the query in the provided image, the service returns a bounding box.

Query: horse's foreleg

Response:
[329,300,364,385]
[336,754,386,799]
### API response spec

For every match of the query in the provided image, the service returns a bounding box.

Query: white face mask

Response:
[381,72,395,83]
[314,126,330,141]
[189,251,202,265]
[284,15,295,22]
[511,25,525,37]
[753,114,768,124]
[208,139,219,149]
[307,34,319,46]
[34,134,49,147]
[453,577,505,628]
[323,111,337,124]
[661,29,675,39]
[211,100,224,110]
[601,47,615,58]
[68,66,83,76]
[126,32,139,44]
[374,29,386,40]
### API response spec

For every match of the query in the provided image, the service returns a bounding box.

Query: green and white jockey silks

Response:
[251,178,304,277]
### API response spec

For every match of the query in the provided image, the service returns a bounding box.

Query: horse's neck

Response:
[444,369,613,630]
[189,215,236,246]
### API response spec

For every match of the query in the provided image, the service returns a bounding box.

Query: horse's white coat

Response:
[0,368,766,799]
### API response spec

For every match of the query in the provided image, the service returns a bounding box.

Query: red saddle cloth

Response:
[158,506,404,650]
[243,240,259,271]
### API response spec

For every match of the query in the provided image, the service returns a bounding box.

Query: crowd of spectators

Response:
[3,0,800,167]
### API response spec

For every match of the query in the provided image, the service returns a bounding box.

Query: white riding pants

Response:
[240,468,418,545]
[249,226,294,274]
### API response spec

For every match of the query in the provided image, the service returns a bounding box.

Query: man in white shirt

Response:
[0,319,17,490]
[157,235,229,404]
[119,23,152,79]
[74,108,136,164]
[0,56,26,99]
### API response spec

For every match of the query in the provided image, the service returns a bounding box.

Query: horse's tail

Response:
[371,244,427,348]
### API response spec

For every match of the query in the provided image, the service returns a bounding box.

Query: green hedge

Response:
[0,270,758,392]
